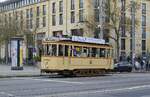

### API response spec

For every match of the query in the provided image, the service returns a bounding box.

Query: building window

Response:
[15,11,18,20]
[71,0,75,10]
[30,8,33,18]
[94,0,100,8]
[71,29,83,36]
[52,15,56,26]
[53,31,63,37]
[94,9,99,22]
[79,10,84,22]
[36,6,40,16]
[130,39,132,50]
[43,17,46,27]
[43,5,46,15]
[52,2,56,14]
[103,29,109,43]
[26,9,29,18]
[26,20,30,29]
[30,19,33,29]
[121,39,125,50]
[142,15,146,26]
[59,14,63,25]
[142,3,146,14]
[79,0,84,9]
[71,11,75,23]
[36,18,40,28]
[142,40,146,51]
[20,10,23,19]
[59,1,63,12]
[142,27,146,39]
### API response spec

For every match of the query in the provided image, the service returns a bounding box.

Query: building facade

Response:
[0,0,150,61]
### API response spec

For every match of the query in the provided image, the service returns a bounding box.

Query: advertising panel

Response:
[11,40,18,67]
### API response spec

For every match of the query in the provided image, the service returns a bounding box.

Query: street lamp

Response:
[98,0,104,39]
[131,0,136,69]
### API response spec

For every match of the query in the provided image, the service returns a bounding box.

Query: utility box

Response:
[11,37,24,70]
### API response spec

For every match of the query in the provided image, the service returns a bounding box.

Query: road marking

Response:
[12,78,84,84]
[31,78,84,84]
[36,84,150,97]
[0,91,14,97]
[142,96,150,97]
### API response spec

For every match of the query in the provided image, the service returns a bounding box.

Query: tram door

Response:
[63,45,71,68]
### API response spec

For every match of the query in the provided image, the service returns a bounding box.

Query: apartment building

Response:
[0,0,150,60]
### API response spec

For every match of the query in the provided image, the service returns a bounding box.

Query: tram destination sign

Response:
[44,36,106,44]
[72,36,105,44]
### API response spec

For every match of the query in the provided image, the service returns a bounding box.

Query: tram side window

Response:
[47,44,52,56]
[81,47,88,57]
[59,45,64,56]
[52,44,57,56]
[91,48,96,57]
[106,49,110,58]
[73,46,82,57]
[91,48,99,58]
[100,48,106,57]
[65,45,69,56]
[44,45,47,55]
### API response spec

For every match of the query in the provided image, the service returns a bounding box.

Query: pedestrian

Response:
[141,60,144,70]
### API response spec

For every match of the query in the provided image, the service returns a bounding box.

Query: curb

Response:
[0,74,41,78]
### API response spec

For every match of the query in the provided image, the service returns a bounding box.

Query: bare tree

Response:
[83,0,140,61]
[0,10,38,63]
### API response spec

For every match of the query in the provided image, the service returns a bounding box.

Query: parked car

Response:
[114,61,132,72]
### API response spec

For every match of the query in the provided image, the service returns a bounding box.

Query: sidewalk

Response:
[0,63,41,78]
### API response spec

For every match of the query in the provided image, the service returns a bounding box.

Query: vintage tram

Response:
[41,36,113,76]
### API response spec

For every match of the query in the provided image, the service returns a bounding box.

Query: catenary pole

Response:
[99,0,103,39]
[131,0,136,69]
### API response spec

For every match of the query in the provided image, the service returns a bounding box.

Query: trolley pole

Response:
[131,0,136,69]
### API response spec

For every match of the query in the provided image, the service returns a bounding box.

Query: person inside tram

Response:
[75,47,82,57]
[52,45,57,56]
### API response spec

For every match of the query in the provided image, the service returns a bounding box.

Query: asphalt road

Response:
[0,73,150,97]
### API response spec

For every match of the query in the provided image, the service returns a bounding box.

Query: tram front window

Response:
[45,44,57,56]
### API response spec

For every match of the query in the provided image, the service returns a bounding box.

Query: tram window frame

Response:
[43,44,47,56]
[99,48,106,58]
[106,49,110,58]
[82,47,89,57]
[64,45,69,57]
[52,44,57,56]
[58,44,64,56]
[73,46,82,57]
[47,44,52,56]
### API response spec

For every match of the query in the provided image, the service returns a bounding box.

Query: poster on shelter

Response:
[20,41,23,67]
[11,40,18,67]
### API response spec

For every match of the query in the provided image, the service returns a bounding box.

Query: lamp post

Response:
[98,0,104,39]
[131,0,136,69]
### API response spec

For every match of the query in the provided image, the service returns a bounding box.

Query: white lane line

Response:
[31,78,84,84]
[36,84,150,97]
[0,91,14,97]
[12,78,84,84]
[142,95,150,97]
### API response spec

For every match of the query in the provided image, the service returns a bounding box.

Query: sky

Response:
[0,0,6,3]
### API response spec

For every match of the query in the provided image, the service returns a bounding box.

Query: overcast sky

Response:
[0,0,6,2]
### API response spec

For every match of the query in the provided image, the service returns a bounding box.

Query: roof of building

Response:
[0,0,21,7]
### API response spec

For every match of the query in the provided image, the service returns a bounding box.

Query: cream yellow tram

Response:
[41,36,113,76]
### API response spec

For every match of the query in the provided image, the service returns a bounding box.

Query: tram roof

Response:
[43,36,112,47]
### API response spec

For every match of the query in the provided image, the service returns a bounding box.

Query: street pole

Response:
[99,0,103,39]
[131,0,136,69]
